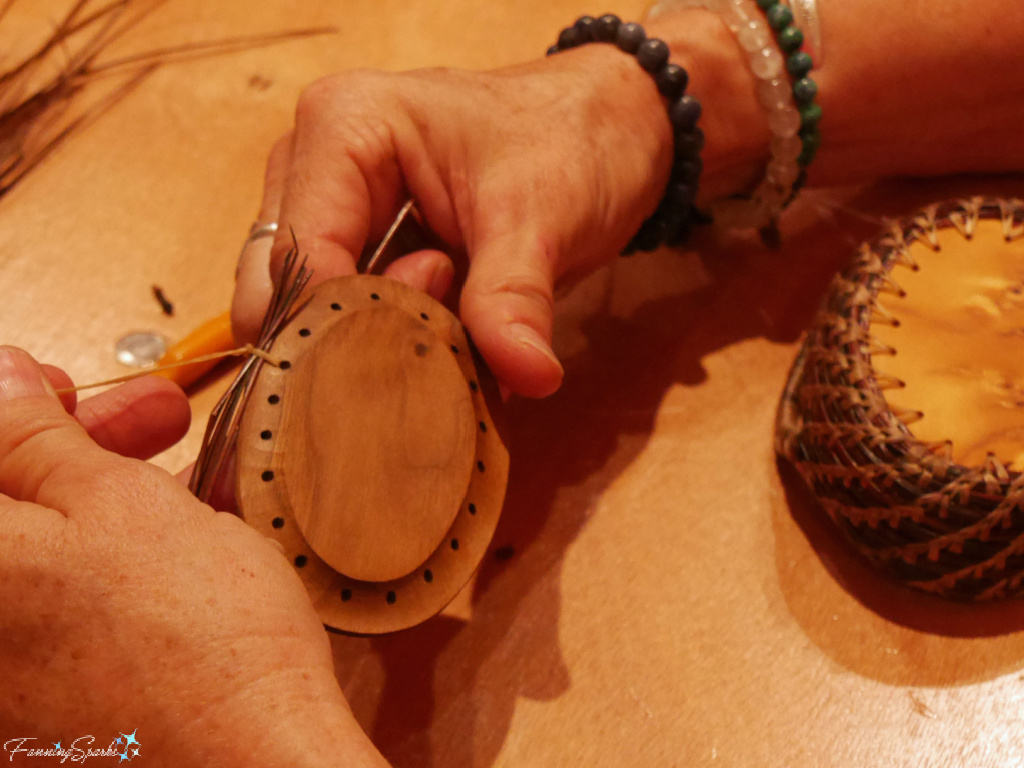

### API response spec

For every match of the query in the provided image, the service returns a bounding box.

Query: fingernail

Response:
[508,323,563,373]
[0,346,56,401]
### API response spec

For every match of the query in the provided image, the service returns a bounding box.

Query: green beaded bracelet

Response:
[756,0,821,172]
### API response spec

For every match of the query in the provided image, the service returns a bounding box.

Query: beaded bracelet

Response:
[547,15,705,253]
[757,0,821,172]
[648,0,820,231]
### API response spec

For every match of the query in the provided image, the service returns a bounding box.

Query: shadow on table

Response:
[772,174,1024,688]
[326,176,1018,766]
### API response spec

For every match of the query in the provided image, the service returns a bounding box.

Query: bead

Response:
[799,126,821,150]
[674,157,703,184]
[797,144,818,167]
[615,22,646,53]
[551,17,704,253]
[768,104,802,137]
[667,182,695,208]
[756,77,790,110]
[766,159,800,186]
[656,63,689,99]
[675,127,705,157]
[792,76,817,103]
[557,26,582,49]
[737,20,771,53]
[669,95,702,131]
[771,134,804,162]
[786,51,813,77]
[636,38,670,72]
[574,15,598,42]
[595,14,621,42]
[750,45,784,79]
[755,0,775,9]
[776,26,804,53]
[765,4,793,30]
[630,217,666,252]
[799,102,823,127]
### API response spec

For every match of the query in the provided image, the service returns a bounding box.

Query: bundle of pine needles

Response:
[0,0,328,199]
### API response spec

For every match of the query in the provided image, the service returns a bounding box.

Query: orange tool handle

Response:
[153,311,235,389]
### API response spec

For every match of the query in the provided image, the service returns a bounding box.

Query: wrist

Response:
[645,8,771,205]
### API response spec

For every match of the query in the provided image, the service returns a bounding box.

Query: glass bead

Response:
[636,38,670,72]
[766,4,793,30]
[574,15,597,42]
[756,77,789,110]
[737,20,770,53]
[766,159,800,186]
[786,51,813,77]
[595,14,621,42]
[768,104,802,137]
[792,76,818,103]
[615,22,646,53]
[669,95,702,131]
[557,26,581,49]
[656,64,689,99]
[750,46,784,79]
[799,102,823,127]
[771,134,804,162]
[777,26,804,53]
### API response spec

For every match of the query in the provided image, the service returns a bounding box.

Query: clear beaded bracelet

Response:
[648,0,821,233]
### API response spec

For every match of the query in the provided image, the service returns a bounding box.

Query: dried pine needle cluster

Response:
[0,0,327,199]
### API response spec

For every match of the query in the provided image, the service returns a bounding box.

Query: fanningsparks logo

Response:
[3,731,140,763]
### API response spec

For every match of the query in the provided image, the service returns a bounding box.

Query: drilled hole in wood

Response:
[468,503,477,515]
[341,588,352,601]
[420,312,429,321]
[424,569,433,583]
[477,460,486,473]
[469,381,478,392]
[279,360,292,370]
[272,517,285,529]
[260,430,272,440]
[331,302,342,311]
[268,394,280,405]
[262,470,275,481]
[386,590,397,604]
[450,344,459,354]
[479,421,487,433]
[371,293,381,301]
[299,328,311,337]
[451,538,460,551]
[294,555,308,568]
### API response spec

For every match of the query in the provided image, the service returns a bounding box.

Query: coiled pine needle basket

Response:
[776,197,1024,600]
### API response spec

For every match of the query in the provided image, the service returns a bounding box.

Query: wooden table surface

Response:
[3,2,1024,766]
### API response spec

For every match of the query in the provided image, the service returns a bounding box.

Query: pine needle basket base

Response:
[776,197,1024,600]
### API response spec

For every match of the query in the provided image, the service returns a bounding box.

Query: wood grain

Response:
[236,275,510,634]
[5,1,1024,765]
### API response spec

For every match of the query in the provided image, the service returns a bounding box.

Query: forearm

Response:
[642,0,1024,197]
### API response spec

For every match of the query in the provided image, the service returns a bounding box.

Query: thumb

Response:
[0,347,109,509]
[460,228,564,399]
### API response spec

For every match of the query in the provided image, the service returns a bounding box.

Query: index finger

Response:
[269,75,407,287]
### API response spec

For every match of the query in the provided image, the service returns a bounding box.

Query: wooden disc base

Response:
[236,274,509,634]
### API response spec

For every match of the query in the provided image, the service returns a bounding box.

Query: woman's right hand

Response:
[232,19,761,399]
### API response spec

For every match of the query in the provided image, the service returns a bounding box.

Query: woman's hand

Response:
[0,347,387,768]
[232,45,678,399]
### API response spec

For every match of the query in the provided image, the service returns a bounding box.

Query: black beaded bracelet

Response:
[546,14,705,254]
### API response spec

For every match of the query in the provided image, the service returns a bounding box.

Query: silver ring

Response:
[246,221,279,245]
